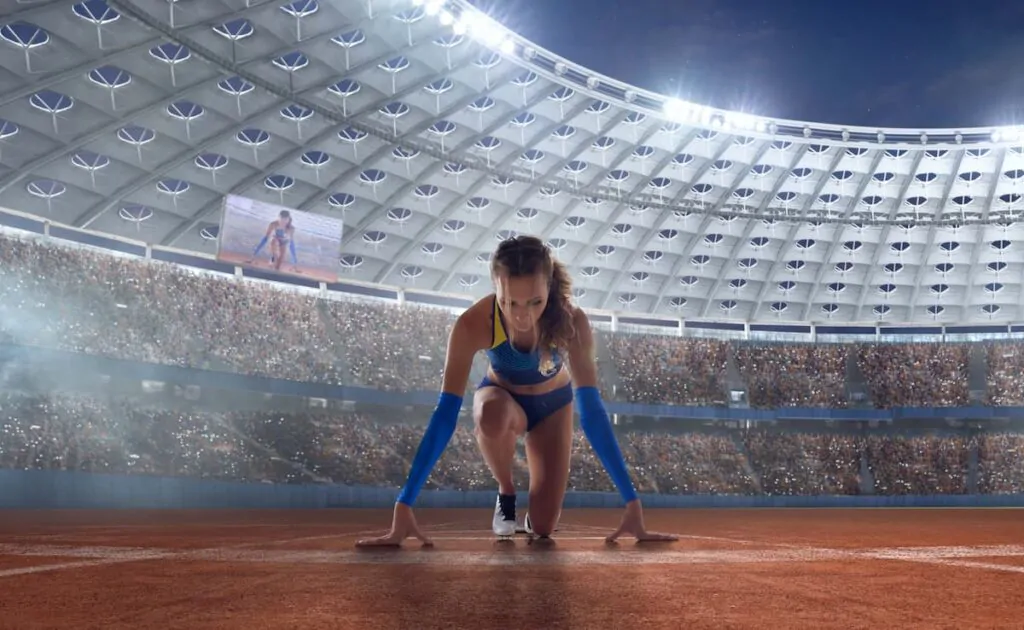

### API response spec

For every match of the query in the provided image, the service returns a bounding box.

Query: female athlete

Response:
[357,235,676,546]
[249,210,297,272]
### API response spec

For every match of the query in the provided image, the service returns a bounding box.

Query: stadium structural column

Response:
[610,313,618,333]
[859,452,874,495]
[967,441,979,494]
[397,289,405,306]
[677,318,683,337]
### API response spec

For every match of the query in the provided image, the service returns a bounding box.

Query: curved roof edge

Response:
[449,0,1023,149]
[2,203,1019,334]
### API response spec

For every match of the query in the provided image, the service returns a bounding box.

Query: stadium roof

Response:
[2,0,1024,325]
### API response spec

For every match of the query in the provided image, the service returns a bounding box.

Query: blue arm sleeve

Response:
[288,240,297,264]
[252,235,269,256]
[396,392,463,506]
[575,386,638,504]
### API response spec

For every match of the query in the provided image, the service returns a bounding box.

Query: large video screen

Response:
[216,194,344,283]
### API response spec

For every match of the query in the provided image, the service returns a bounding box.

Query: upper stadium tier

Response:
[2,0,1024,324]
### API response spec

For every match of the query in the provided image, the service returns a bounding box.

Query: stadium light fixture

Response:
[662,98,689,121]
[722,112,765,133]
[663,98,713,125]
[992,127,1023,143]
[424,0,444,16]
[458,10,507,49]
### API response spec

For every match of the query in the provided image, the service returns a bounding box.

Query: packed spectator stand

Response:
[2,231,1024,498]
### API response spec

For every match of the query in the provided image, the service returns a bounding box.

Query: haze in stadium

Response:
[1,0,1023,628]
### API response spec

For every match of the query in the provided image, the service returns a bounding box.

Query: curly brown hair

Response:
[490,235,577,356]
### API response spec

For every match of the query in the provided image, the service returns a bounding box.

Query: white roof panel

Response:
[1,0,1022,324]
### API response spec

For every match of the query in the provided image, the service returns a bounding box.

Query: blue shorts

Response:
[477,376,574,432]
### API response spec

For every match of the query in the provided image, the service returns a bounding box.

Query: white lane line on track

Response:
[906,559,1024,573]
[233,519,477,548]
[0,549,171,578]
[5,515,1024,577]
[0,558,160,578]
[562,521,808,548]
[0,520,482,551]
[0,521,480,578]
[4,543,1024,572]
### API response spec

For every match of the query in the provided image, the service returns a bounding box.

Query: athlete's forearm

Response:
[575,386,638,504]
[396,392,462,506]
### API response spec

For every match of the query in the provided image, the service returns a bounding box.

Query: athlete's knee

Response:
[475,398,514,439]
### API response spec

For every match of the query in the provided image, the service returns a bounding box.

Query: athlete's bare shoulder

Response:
[450,294,495,351]
[569,303,591,330]
[460,293,495,323]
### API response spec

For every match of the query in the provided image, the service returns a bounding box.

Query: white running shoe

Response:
[492,494,516,537]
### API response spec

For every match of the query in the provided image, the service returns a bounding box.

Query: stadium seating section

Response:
[2,232,1023,496]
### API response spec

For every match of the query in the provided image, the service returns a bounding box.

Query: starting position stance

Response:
[357,235,676,546]
[249,210,297,272]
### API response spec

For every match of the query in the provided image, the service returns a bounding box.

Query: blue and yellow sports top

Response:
[485,296,564,386]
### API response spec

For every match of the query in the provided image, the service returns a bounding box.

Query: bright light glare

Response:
[993,127,1023,143]
[459,10,506,48]
[663,98,688,120]
[724,112,763,132]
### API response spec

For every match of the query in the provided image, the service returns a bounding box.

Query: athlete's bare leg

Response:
[473,386,527,495]
[524,404,573,537]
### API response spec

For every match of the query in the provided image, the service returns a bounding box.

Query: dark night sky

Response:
[467,0,1024,129]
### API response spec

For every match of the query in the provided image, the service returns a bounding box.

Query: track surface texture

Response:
[1,508,1022,629]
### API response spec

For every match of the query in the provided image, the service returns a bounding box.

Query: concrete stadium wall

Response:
[2,470,1024,510]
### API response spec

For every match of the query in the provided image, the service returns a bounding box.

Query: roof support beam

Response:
[690,141,774,318]
[375,98,596,283]
[433,109,638,291]
[797,149,886,321]
[885,151,963,321]
[154,13,456,244]
[596,134,734,311]
[747,149,845,320]
[569,129,703,308]
[961,148,1008,316]
[294,59,516,215]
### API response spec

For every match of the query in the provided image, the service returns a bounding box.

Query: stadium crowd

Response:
[2,232,1019,410]
[2,231,1024,498]
[0,390,1016,496]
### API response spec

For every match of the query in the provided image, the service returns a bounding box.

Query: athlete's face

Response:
[494,272,548,333]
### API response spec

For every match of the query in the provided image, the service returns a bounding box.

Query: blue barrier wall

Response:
[3,470,1024,510]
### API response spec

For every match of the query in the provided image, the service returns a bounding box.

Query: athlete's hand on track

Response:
[605,499,678,544]
[355,502,433,548]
